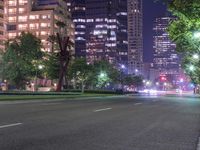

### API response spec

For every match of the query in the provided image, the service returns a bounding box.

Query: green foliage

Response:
[68,59,120,89]
[89,60,120,88]
[68,58,91,81]
[68,58,92,92]
[45,52,60,80]
[158,0,200,84]
[2,32,43,88]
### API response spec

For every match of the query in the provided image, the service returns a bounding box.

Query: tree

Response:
[88,60,120,88]
[68,58,92,93]
[44,52,60,80]
[2,32,43,89]
[157,0,200,84]
[48,0,74,92]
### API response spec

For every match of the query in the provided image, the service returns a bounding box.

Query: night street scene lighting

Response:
[0,0,200,150]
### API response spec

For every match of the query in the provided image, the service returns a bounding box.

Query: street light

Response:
[193,54,199,60]
[100,72,106,78]
[121,64,125,69]
[189,65,195,71]
[193,31,200,39]
[34,64,44,91]
[120,65,126,91]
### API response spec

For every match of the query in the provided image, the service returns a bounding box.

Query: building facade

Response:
[71,0,86,57]
[74,0,127,66]
[0,0,4,51]
[127,0,143,75]
[153,17,180,75]
[4,0,74,52]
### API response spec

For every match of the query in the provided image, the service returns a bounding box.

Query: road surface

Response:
[0,94,200,150]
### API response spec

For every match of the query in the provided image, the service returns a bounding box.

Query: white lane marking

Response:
[94,108,112,112]
[0,123,22,129]
[196,137,200,150]
[134,103,142,106]
[40,103,62,106]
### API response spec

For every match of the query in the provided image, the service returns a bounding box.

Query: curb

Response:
[0,95,126,105]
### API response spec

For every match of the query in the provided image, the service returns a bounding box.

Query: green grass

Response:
[0,93,116,101]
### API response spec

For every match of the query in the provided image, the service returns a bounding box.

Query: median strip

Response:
[0,123,23,129]
[94,108,112,112]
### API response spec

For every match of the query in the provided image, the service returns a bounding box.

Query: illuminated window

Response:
[19,8,26,13]
[18,16,27,22]
[29,23,39,29]
[8,8,16,14]
[41,23,50,28]
[41,31,50,36]
[8,32,17,38]
[29,15,39,20]
[8,0,17,6]
[19,0,27,5]
[8,17,16,22]
[18,24,27,30]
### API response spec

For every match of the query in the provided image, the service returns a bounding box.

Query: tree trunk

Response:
[56,33,70,92]
[81,80,85,94]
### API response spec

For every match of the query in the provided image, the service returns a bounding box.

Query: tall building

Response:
[83,0,128,66]
[71,0,86,57]
[4,0,74,52]
[117,0,128,67]
[127,0,143,74]
[85,0,117,64]
[153,17,180,75]
[0,0,4,51]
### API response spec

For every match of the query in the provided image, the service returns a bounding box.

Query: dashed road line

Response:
[196,137,200,150]
[94,108,112,112]
[0,123,23,129]
[134,103,142,106]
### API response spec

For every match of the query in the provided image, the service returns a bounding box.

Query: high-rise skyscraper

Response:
[71,0,86,57]
[127,0,143,74]
[71,0,129,66]
[85,0,119,64]
[153,16,180,75]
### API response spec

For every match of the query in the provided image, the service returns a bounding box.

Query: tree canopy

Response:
[2,32,43,89]
[158,0,200,84]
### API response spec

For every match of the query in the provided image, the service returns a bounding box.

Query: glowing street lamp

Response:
[193,54,199,60]
[194,31,200,39]
[180,78,184,83]
[189,65,195,71]
[121,64,125,69]
[38,65,44,70]
[100,72,106,78]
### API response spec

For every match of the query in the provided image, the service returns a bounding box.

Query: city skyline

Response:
[143,0,167,62]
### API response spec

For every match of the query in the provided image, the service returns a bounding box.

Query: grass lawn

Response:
[0,93,116,101]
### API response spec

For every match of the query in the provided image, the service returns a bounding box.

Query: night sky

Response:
[143,0,167,62]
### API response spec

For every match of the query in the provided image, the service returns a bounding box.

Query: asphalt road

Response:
[0,95,200,150]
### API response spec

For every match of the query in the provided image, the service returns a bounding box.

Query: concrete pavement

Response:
[0,95,200,150]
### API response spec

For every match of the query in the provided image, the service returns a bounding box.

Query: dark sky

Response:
[143,0,167,62]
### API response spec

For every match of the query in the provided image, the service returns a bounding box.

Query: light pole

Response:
[189,65,195,72]
[34,64,44,92]
[120,64,126,91]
